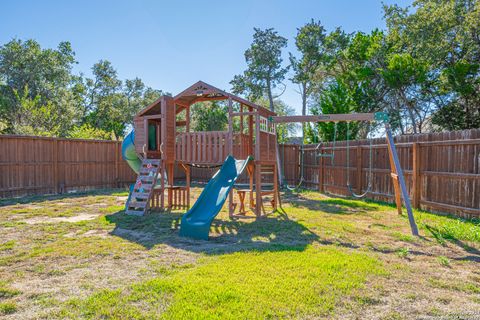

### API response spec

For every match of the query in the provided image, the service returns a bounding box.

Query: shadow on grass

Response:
[424,224,480,262]
[105,209,320,255]
[0,188,129,207]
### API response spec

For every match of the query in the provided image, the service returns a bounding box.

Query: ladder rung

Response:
[142,159,161,165]
[128,201,147,208]
[131,192,149,199]
[126,209,145,216]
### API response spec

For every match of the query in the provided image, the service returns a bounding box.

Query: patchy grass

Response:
[60,247,385,319]
[0,301,17,315]
[417,211,480,245]
[0,281,21,299]
[0,187,479,319]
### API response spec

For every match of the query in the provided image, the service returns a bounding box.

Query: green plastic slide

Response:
[179,155,252,240]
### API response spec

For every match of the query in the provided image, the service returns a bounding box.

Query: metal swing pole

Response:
[385,123,419,236]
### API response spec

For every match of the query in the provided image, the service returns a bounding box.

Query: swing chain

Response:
[346,122,374,198]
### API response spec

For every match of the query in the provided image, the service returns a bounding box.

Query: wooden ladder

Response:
[126,159,161,216]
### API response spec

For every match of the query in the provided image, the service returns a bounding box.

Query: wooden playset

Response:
[125,81,279,219]
[123,80,418,239]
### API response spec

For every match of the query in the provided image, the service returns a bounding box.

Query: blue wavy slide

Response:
[179,155,252,240]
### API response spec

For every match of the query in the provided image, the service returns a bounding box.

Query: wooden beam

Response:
[412,143,421,209]
[231,111,256,117]
[228,98,234,217]
[386,136,403,215]
[271,113,376,123]
[255,113,262,217]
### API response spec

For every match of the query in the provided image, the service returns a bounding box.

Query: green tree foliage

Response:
[67,124,114,140]
[255,97,297,143]
[384,0,480,131]
[11,87,61,136]
[231,28,289,112]
[289,20,327,142]
[309,82,359,143]
[190,101,228,132]
[0,39,165,139]
[0,39,80,136]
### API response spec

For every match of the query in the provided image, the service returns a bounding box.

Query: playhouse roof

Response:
[136,81,275,117]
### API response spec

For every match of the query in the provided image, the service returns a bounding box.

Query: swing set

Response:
[272,112,419,236]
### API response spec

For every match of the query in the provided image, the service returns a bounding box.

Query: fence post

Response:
[412,142,421,209]
[115,142,119,188]
[53,138,59,194]
[356,145,362,194]
[318,146,324,193]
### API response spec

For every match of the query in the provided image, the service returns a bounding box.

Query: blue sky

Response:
[1,0,412,114]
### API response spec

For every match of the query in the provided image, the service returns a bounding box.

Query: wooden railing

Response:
[175,131,251,164]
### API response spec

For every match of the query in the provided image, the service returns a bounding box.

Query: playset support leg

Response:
[160,160,165,210]
[385,124,419,236]
[228,97,234,217]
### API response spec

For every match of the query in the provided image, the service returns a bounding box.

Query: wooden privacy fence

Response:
[279,129,480,218]
[0,135,136,198]
[1,129,479,218]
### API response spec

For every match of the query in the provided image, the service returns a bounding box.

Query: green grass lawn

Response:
[0,188,479,319]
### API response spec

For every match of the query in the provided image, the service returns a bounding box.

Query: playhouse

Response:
[122,81,279,222]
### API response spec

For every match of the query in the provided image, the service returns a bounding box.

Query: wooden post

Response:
[386,137,403,215]
[115,141,119,188]
[319,146,325,193]
[160,160,165,210]
[248,163,254,209]
[255,112,262,217]
[186,106,190,133]
[228,98,234,217]
[248,106,254,156]
[356,145,363,194]
[412,142,421,209]
[186,165,191,209]
[143,118,148,158]
[385,124,419,236]
[53,138,59,194]
[228,98,233,155]
[273,162,278,211]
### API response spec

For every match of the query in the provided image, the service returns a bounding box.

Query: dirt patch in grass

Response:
[22,213,99,225]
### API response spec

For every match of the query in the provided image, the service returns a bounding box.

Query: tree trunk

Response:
[301,82,307,143]
[399,90,417,134]
[266,79,275,112]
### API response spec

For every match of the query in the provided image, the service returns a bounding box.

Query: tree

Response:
[190,101,228,132]
[67,123,114,140]
[255,97,297,143]
[310,82,359,143]
[231,28,288,112]
[11,87,61,136]
[384,0,480,131]
[0,39,80,135]
[82,60,165,139]
[289,20,326,142]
